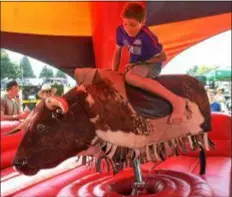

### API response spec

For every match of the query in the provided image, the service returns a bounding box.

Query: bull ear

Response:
[3,112,33,136]
[4,128,22,136]
[74,68,98,85]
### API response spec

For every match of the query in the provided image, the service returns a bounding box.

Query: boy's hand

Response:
[125,63,135,70]
[125,62,139,72]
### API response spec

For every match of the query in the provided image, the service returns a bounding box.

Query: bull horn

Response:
[4,112,32,136]
[74,68,98,85]
[4,127,21,136]
[45,96,69,113]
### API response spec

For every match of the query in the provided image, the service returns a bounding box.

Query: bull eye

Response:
[56,108,63,114]
[37,124,45,132]
[52,108,63,119]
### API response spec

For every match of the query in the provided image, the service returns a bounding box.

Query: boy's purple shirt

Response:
[116,25,163,63]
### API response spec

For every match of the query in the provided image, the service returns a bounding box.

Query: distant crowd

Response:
[206,87,231,114]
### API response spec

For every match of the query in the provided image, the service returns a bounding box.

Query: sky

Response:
[3,30,231,78]
[162,30,231,74]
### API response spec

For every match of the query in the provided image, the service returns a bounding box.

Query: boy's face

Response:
[122,18,142,37]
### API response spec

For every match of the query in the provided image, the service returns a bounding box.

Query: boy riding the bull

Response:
[111,3,188,125]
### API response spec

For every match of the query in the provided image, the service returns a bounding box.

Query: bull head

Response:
[10,90,96,176]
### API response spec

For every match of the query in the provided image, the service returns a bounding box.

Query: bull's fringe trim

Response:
[78,133,215,174]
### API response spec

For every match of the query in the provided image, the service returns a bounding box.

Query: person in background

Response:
[215,88,228,113]
[215,88,226,103]
[207,89,221,112]
[1,80,30,121]
[37,83,57,99]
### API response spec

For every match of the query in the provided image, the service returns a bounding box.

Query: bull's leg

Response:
[131,158,146,196]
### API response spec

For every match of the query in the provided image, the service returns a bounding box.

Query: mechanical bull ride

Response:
[6,68,215,196]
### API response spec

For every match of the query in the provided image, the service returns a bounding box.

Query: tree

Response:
[186,65,218,76]
[19,56,35,78]
[39,65,54,78]
[1,49,20,79]
[186,65,198,76]
[197,65,218,75]
[55,70,67,79]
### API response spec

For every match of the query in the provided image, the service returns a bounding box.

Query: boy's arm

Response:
[112,45,122,72]
[143,50,167,64]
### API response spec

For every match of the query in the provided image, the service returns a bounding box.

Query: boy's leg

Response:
[125,69,187,125]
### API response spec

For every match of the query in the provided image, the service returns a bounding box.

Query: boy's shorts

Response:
[130,63,162,79]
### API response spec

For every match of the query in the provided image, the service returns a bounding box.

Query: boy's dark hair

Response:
[121,3,146,22]
[6,80,18,91]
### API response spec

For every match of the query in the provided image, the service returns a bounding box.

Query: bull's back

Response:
[125,74,211,132]
[158,74,211,132]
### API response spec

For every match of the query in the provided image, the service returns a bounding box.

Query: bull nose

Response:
[13,158,28,170]
[13,158,39,176]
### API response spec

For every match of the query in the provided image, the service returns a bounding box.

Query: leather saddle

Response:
[125,74,191,119]
[125,84,171,119]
